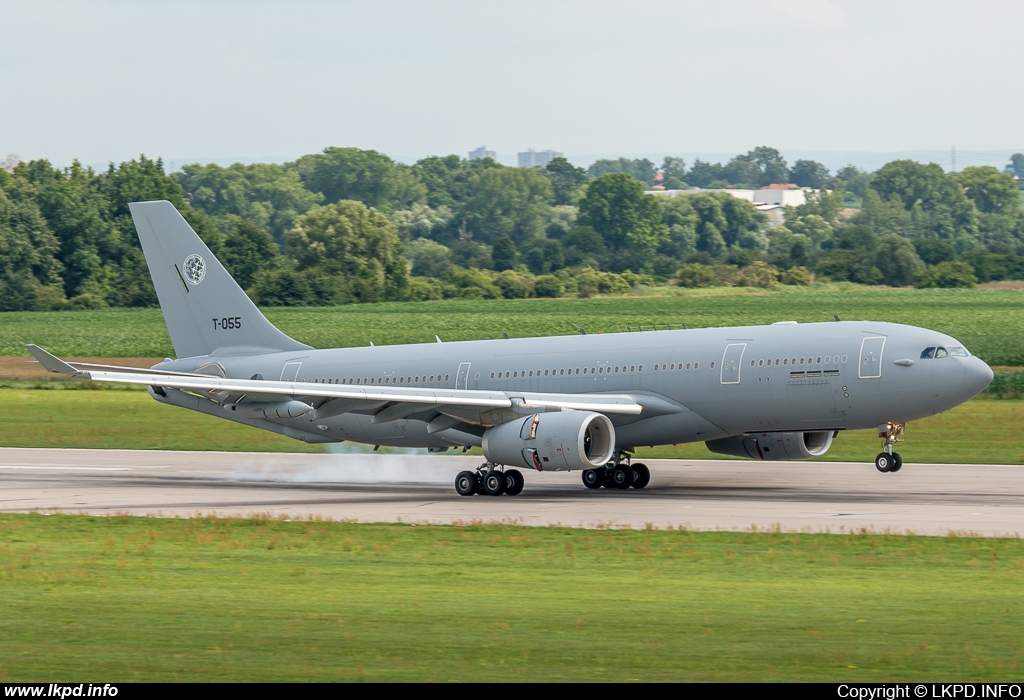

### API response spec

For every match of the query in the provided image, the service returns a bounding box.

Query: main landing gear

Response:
[455,463,525,497]
[875,422,905,473]
[581,454,651,491]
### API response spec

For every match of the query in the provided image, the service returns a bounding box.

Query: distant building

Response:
[468,146,496,161]
[518,148,562,168]
[647,185,813,224]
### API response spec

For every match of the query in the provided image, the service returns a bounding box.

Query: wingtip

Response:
[24,344,84,376]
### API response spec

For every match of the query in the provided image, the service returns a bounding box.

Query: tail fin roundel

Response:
[129,200,311,359]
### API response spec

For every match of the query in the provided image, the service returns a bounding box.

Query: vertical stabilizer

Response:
[129,200,311,359]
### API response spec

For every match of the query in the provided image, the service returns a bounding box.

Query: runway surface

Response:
[1,447,1022,536]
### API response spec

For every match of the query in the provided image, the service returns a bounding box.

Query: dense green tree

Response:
[249,268,317,307]
[721,157,762,187]
[561,225,608,268]
[788,159,830,188]
[390,203,452,241]
[413,155,502,210]
[738,146,788,186]
[955,166,1023,245]
[686,160,725,188]
[460,167,554,245]
[405,238,452,278]
[834,164,871,197]
[221,217,281,290]
[868,160,978,243]
[914,261,977,288]
[544,157,588,205]
[286,201,408,302]
[578,173,667,259]
[658,195,699,260]
[521,238,564,275]
[0,175,64,291]
[873,235,922,286]
[913,238,957,266]
[293,147,426,213]
[1005,153,1024,179]
[661,157,687,182]
[586,158,657,186]
[956,166,1021,215]
[175,162,323,243]
[491,235,517,271]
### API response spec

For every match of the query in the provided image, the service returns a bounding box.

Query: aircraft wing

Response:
[25,345,644,416]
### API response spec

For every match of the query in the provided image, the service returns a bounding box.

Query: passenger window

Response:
[921,347,935,359]
[935,347,948,358]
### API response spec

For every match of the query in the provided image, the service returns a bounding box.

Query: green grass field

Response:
[2,388,1022,464]
[3,286,1024,364]
[1,515,1021,681]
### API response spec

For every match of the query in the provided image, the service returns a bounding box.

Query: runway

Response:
[1,447,1022,536]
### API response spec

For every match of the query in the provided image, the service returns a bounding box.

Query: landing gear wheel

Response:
[504,469,525,496]
[875,452,895,473]
[889,453,903,473]
[582,469,603,489]
[455,471,478,496]
[630,463,651,489]
[611,464,634,490]
[482,471,506,496]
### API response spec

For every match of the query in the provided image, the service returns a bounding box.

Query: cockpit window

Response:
[935,347,948,358]
[948,346,969,357]
[921,347,935,359]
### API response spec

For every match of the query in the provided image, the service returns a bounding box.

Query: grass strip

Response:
[2,286,1024,365]
[0,515,1022,682]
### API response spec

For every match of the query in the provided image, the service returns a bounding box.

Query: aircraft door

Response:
[858,337,886,379]
[281,362,302,381]
[721,344,746,385]
[456,362,471,389]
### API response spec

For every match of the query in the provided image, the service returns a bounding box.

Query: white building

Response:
[518,149,562,168]
[468,146,496,161]
[648,185,813,224]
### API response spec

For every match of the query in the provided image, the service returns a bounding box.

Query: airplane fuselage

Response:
[152,320,993,456]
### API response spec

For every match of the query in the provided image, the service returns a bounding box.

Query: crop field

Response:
[2,286,1024,365]
[2,388,1022,464]
[1,514,1021,682]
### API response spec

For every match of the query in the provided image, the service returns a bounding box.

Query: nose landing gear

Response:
[875,422,905,473]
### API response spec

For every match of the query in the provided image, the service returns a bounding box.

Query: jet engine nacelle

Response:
[705,430,834,461]
[482,411,615,472]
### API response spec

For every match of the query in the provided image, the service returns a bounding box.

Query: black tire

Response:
[611,464,634,490]
[875,452,895,473]
[482,471,506,496]
[890,453,903,472]
[631,463,651,489]
[582,469,603,489]
[504,469,525,496]
[455,471,478,496]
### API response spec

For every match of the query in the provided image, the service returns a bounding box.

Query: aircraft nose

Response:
[963,357,994,398]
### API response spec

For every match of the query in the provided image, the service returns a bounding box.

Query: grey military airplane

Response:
[28,200,994,497]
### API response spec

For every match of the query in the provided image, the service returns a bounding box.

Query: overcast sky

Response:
[2,0,1022,169]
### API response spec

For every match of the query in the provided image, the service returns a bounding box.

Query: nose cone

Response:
[963,357,994,399]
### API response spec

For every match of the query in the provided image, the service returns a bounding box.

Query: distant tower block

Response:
[468,146,496,161]
[518,149,563,168]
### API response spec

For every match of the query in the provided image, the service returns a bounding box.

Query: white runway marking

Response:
[0,465,131,471]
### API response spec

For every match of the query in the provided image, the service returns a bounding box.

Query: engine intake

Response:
[705,431,834,461]
[482,411,615,471]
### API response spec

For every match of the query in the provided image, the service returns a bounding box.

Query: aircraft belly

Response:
[614,410,729,449]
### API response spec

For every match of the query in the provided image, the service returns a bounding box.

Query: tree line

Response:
[2,146,1023,311]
